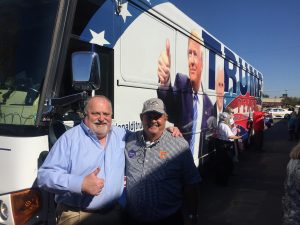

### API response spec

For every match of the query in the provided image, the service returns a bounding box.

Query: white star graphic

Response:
[119,1,132,23]
[146,0,151,4]
[89,29,110,46]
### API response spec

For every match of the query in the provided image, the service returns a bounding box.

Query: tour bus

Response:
[0,0,263,224]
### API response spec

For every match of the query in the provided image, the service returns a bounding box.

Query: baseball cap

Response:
[141,98,166,115]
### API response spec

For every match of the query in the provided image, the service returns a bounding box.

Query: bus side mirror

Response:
[71,51,101,91]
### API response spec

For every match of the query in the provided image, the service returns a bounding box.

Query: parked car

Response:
[265,108,293,119]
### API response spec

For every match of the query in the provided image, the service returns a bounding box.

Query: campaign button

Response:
[128,150,136,158]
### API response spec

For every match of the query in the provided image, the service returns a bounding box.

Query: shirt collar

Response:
[137,130,168,147]
[80,121,95,139]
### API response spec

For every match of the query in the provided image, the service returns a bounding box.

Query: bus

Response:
[0,0,262,224]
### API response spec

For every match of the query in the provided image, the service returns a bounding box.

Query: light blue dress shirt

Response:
[37,121,126,210]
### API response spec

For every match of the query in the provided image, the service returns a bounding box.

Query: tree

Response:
[262,94,269,98]
[281,97,300,107]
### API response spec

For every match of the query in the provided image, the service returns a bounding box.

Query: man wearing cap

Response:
[125,98,201,225]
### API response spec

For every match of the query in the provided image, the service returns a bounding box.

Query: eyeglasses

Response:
[136,146,146,165]
[142,112,163,120]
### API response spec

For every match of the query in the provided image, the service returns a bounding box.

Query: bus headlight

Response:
[0,200,8,221]
[11,189,41,225]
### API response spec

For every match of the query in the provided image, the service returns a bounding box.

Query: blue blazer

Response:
[157,73,213,146]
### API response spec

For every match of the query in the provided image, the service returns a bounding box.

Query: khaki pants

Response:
[56,204,123,225]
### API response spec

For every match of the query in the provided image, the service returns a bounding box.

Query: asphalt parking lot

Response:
[197,119,299,225]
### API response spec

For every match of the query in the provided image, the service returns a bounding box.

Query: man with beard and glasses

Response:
[38,95,181,225]
[125,98,201,225]
[38,96,126,225]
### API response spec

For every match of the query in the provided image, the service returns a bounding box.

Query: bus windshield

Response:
[0,0,59,125]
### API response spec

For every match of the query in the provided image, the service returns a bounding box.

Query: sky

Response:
[169,0,300,98]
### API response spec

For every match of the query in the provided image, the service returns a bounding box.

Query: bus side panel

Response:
[78,0,262,166]
[0,135,49,194]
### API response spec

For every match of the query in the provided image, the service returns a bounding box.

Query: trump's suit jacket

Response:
[157,73,213,153]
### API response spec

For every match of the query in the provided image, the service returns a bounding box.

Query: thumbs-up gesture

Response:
[81,167,104,196]
[158,39,171,86]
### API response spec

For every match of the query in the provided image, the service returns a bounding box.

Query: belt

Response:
[58,203,118,214]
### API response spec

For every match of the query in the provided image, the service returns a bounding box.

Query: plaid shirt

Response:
[125,130,201,222]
